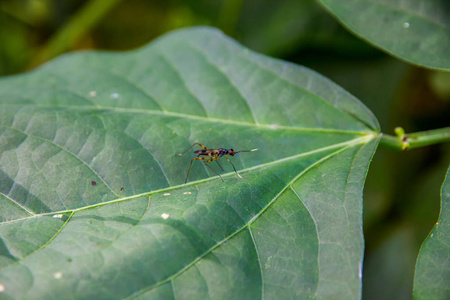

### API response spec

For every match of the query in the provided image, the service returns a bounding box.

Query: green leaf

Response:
[318,0,450,70]
[413,166,450,299]
[0,27,379,299]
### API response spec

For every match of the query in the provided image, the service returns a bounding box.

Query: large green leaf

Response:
[318,0,450,70]
[0,27,379,299]
[413,166,450,299]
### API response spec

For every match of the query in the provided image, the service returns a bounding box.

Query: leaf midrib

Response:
[1,134,374,226]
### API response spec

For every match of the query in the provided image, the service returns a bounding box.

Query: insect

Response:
[176,142,257,184]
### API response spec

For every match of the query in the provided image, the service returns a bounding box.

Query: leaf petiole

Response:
[380,127,450,151]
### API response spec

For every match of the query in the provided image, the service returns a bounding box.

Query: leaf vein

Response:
[5,125,121,199]
[0,190,35,216]
[96,67,166,112]
[156,50,210,118]
[248,226,265,300]
[185,43,259,124]
[289,185,320,298]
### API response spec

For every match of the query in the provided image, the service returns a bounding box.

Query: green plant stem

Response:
[32,0,123,67]
[380,127,450,151]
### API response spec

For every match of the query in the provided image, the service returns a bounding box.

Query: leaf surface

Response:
[0,27,379,299]
[413,166,450,299]
[318,0,450,70]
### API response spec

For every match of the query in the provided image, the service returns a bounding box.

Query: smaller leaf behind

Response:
[413,165,450,300]
[318,0,450,70]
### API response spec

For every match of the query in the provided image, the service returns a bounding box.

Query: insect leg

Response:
[194,156,225,182]
[199,156,224,182]
[176,142,208,156]
[203,161,224,182]
[225,155,242,178]
[215,160,224,171]
[184,158,195,184]
[185,156,222,183]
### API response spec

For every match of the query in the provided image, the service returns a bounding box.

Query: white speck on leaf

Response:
[403,22,410,28]
[54,272,63,279]
[53,214,63,218]
[111,93,119,99]
[89,91,97,97]
[161,213,169,219]
[163,193,171,196]
[183,192,192,195]
[0,284,4,292]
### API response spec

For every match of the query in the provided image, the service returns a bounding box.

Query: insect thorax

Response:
[217,148,228,157]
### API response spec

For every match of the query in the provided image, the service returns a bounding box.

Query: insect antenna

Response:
[235,148,258,153]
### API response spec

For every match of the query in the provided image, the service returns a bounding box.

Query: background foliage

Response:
[0,0,449,299]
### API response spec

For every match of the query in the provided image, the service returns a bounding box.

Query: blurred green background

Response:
[1,0,449,298]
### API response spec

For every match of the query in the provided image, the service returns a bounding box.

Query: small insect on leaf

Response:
[176,142,257,183]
